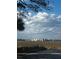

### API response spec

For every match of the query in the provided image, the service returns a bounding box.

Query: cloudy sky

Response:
[17,0,61,39]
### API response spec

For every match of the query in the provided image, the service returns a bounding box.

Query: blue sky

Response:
[17,0,61,40]
[54,0,61,15]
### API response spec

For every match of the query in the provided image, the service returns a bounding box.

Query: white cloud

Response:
[32,12,48,22]
[56,15,61,21]
[28,12,32,16]
[18,12,61,34]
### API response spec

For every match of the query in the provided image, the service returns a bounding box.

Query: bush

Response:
[17,46,47,53]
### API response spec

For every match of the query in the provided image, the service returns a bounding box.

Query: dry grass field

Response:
[17,40,61,49]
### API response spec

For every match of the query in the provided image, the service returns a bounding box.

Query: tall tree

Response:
[17,0,53,31]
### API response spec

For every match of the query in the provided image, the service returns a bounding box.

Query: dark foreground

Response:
[17,53,61,59]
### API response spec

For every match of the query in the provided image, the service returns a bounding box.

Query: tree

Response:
[17,17,25,31]
[17,0,53,31]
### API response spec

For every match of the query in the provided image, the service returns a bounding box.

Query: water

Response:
[17,53,61,59]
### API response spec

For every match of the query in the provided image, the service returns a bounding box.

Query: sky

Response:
[17,0,61,40]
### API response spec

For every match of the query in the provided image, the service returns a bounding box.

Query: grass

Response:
[17,40,61,49]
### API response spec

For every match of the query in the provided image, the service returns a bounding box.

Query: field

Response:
[17,40,61,49]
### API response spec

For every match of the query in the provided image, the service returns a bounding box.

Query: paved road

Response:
[17,53,61,59]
